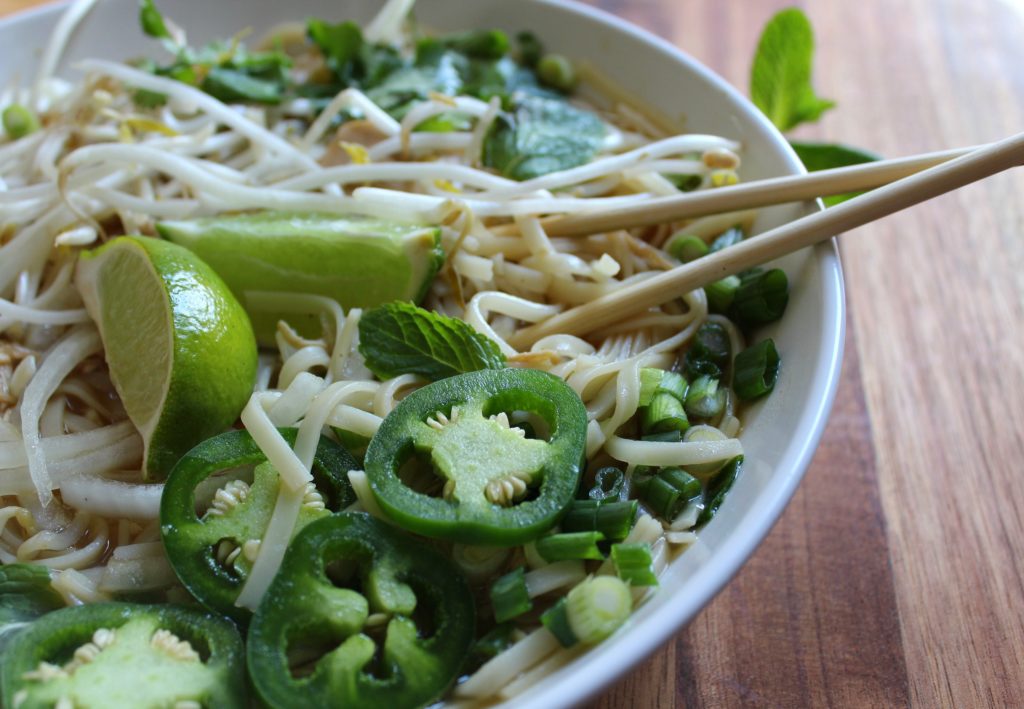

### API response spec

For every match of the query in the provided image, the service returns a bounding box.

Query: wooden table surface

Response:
[3,0,1022,707]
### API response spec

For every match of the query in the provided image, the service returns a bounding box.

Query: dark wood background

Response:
[2,0,1021,706]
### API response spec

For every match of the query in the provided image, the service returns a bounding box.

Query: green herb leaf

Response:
[750,8,835,131]
[790,140,881,205]
[139,0,171,40]
[358,301,506,381]
[0,564,64,657]
[483,94,607,180]
[201,67,286,105]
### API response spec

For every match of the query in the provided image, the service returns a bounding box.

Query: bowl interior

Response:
[0,1,844,706]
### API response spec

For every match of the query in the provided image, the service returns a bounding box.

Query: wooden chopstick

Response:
[497,145,975,238]
[507,132,1024,350]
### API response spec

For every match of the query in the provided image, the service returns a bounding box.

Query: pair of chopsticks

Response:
[507,132,1024,350]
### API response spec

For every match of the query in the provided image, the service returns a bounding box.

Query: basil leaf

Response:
[139,0,170,40]
[790,140,881,206]
[0,564,64,657]
[358,302,506,381]
[750,8,835,131]
[483,95,607,180]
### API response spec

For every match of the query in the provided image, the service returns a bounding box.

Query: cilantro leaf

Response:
[750,8,835,131]
[483,94,607,180]
[0,564,64,657]
[358,302,506,381]
[790,140,881,205]
[139,0,171,40]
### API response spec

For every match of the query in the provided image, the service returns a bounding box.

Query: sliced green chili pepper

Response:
[1,602,246,709]
[247,512,475,709]
[0,564,64,660]
[364,368,588,545]
[160,428,357,624]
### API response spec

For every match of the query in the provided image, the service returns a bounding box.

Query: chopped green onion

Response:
[540,597,577,647]
[589,467,625,501]
[683,375,726,420]
[3,104,40,140]
[665,174,704,192]
[691,322,732,365]
[657,371,687,400]
[565,576,633,645]
[733,339,781,400]
[490,567,532,623]
[641,430,682,443]
[683,354,722,381]
[638,368,665,406]
[636,466,702,520]
[731,268,789,327]
[704,274,741,313]
[561,499,638,541]
[667,233,709,262]
[697,456,742,526]
[708,226,744,253]
[611,543,659,586]
[641,392,689,434]
[638,368,686,405]
[516,31,543,67]
[537,53,577,92]
[535,532,605,562]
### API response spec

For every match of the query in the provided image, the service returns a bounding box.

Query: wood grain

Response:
[4,1,1022,707]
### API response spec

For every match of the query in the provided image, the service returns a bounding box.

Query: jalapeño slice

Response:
[364,368,587,545]
[160,428,357,624]
[247,512,474,709]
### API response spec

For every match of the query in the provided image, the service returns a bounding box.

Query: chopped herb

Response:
[750,8,835,131]
[357,301,506,381]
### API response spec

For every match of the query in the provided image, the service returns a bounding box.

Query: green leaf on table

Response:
[482,94,607,180]
[358,301,506,381]
[790,140,882,205]
[750,8,835,131]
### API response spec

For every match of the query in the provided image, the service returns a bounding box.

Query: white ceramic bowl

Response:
[0,1,844,706]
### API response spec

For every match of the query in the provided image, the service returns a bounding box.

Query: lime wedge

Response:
[156,212,444,343]
[75,236,258,480]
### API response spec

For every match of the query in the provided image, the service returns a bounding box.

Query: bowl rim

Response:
[0,0,846,706]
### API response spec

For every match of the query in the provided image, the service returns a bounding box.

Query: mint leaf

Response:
[790,140,881,205]
[358,302,506,381]
[483,95,607,180]
[750,8,835,131]
[139,0,171,40]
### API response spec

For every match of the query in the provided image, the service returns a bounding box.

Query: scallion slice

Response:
[611,542,659,586]
[588,467,625,501]
[641,392,689,434]
[636,467,702,520]
[667,233,709,262]
[705,275,741,313]
[708,226,744,252]
[561,499,638,541]
[731,268,789,326]
[697,456,743,526]
[565,576,633,645]
[535,532,606,562]
[683,375,726,420]
[733,339,781,400]
[490,567,532,623]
